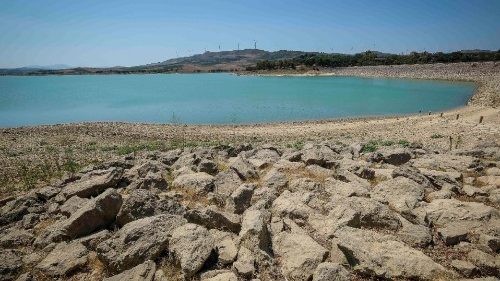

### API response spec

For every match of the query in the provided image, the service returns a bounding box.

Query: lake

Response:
[0,74,475,127]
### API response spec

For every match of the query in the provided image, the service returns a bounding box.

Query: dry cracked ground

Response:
[1,141,499,281]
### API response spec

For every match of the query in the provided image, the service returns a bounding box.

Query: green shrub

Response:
[431,133,444,139]
[398,139,410,147]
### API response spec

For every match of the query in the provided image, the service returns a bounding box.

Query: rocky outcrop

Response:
[4,143,500,280]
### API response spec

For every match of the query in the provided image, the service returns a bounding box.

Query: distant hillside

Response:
[1,49,498,76]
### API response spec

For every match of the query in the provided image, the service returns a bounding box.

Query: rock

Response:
[288,177,320,193]
[397,219,432,247]
[450,259,478,278]
[198,159,218,175]
[76,230,111,250]
[0,228,34,248]
[371,177,424,221]
[61,167,123,198]
[233,246,255,278]
[478,234,500,253]
[420,168,462,188]
[172,172,215,193]
[104,260,156,281]
[214,170,243,196]
[239,209,271,253]
[313,262,351,281]
[370,148,411,165]
[392,165,431,187]
[201,271,238,281]
[324,178,369,198]
[128,172,168,191]
[21,213,39,229]
[273,231,328,280]
[35,188,122,246]
[35,186,60,201]
[334,227,448,280]
[230,156,258,180]
[60,195,90,217]
[467,249,499,275]
[0,250,22,281]
[329,197,401,230]
[172,153,200,170]
[35,241,88,276]
[96,214,186,272]
[0,195,42,225]
[422,199,499,227]
[261,168,288,190]
[209,230,237,265]
[271,190,314,222]
[427,187,454,200]
[348,165,375,180]
[227,184,255,214]
[169,223,215,278]
[301,144,339,168]
[437,223,469,245]
[37,188,122,245]
[185,206,241,233]
[159,149,181,165]
[116,189,184,226]
[476,176,500,187]
[463,185,488,197]
[306,164,335,178]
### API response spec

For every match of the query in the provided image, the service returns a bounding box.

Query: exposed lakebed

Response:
[0,74,475,127]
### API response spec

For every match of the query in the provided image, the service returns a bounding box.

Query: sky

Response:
[0,0,499,68]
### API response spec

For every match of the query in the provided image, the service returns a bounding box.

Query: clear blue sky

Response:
[1,0,499,68]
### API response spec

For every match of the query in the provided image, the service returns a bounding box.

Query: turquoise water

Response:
[0,74,475,127]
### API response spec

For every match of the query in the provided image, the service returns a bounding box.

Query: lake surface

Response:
[0,74,475,127]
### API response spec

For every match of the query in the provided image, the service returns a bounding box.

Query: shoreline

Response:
[1,62,499,196]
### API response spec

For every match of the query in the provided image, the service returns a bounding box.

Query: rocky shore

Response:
[1,141,499,280]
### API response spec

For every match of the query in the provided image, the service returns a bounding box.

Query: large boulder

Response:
[96,214,186,273]
[233,246,255,278]
[172,172,215,193]
[209,230,238,265]
[392,165,431,187]
[271,190,314,222]
[334,227,448,280]
[36,188,122,246]
[273,231,328,280]
[309,197,401,239]
[35,241,88,277]
[421,199,499,228]
[169,223,215,278]
[116,189,184,226]
[371,177,424,221]
[239,209,271,253]
[227,184,255,214]
[214,170,243,197]
[301,144,339,168]
[248,148,281,168]
[104,260,156,281]
[369,148,411,166]
[229,156,258,180]
[185,206,241,233]
[60,195,90,217]
[61,167,123,198]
